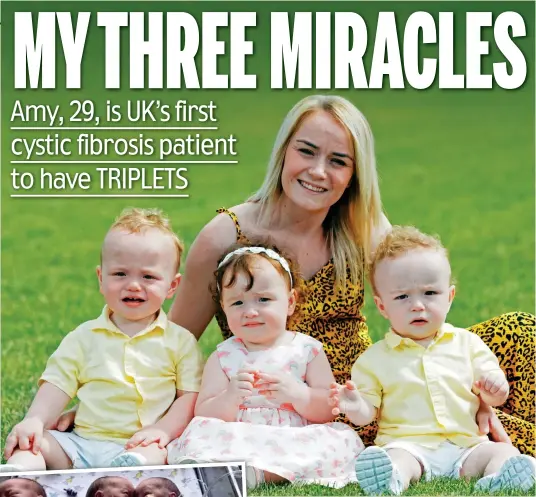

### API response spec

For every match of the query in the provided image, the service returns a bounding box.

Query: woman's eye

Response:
[331,158,347,166]
[298,148,314,156]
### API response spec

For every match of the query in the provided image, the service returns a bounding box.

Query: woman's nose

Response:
[308,158,328,179]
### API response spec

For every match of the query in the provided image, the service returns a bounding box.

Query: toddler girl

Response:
[167,244,363,488]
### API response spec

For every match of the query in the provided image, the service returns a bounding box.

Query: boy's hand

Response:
[47,407,77,432]
[329,381,361,416]
[226,368,256,402]
[4,417,44,458]
[474,370,509,405]
[125,426,171,450]
[255,371,307,405]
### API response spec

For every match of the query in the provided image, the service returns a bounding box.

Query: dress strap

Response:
[217,208,249,243]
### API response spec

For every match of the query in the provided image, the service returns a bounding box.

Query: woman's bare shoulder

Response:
[194,205,247,254]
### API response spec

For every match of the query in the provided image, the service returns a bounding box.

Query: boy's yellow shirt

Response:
[351,323,502,449]
[40,306,204,444]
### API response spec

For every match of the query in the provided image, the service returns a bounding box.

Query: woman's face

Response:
[281,110,355,214]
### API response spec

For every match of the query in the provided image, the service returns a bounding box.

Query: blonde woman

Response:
[169,95,534,456]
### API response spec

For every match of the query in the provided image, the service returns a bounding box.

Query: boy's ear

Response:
[96,266,103,294]
[448,285,456,305]
[373,295,389,320]
[166,273,182,299]
[95,491,103,497]
[287,288,297,316]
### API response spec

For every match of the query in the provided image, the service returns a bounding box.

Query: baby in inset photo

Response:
[0,478,47,497]
[135,478,181,497]
[86,477,135,497]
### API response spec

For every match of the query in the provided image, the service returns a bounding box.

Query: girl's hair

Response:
[249,95,383,290]
[212,242,305,321]
[369,226,450,295]
[107,207,184,271]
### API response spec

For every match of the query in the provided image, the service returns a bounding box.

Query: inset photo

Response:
[0,464,244,497]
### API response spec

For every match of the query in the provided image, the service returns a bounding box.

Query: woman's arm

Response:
[168,214,238,339]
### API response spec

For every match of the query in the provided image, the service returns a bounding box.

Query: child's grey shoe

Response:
[245,466,265,489]
[474,455,536,493]
[355,447,403,495]
[172,456,210,465]
[110,452,147,467]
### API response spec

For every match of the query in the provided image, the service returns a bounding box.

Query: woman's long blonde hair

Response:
[249,95,383,290]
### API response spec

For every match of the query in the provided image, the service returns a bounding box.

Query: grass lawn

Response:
[1,3,534,494]
[250,478,535,496]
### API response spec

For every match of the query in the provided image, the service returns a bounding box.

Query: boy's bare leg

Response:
[7,432,71,470]
[126,444,167,465]
[386,448,423,491]
[461,442,520,478]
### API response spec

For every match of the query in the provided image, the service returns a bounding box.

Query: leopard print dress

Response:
[216,208,535,456]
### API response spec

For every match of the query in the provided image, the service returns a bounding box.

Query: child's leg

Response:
[387,449,423,489]
[356,446,422,495]
[462,442,535,492]
[6,432,72,470]
[461,442,519,477]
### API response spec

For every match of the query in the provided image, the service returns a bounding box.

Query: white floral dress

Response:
[168,333,363,488]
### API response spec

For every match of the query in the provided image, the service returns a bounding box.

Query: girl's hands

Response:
[226,368,257,402]
[255,371,307,405]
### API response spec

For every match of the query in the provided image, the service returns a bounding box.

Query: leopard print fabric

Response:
[468,312,535,456]
[215,209,535,455]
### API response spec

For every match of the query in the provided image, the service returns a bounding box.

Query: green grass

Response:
[1,4,534,494]
[250,478,535,496]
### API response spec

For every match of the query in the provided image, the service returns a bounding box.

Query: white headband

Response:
[217,247,293,286]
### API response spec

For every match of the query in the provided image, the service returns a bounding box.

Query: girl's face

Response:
[281,110,355,214]
[221,256,296,348]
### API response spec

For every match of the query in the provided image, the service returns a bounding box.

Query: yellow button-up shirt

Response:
[351,323,502,448]
[40,306,204,444]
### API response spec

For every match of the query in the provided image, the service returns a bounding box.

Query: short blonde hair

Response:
[249,95,383,290]
[369,226,449,295]
[107,208,184,270]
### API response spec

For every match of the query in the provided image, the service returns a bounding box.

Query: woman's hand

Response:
[476,398,512,444]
